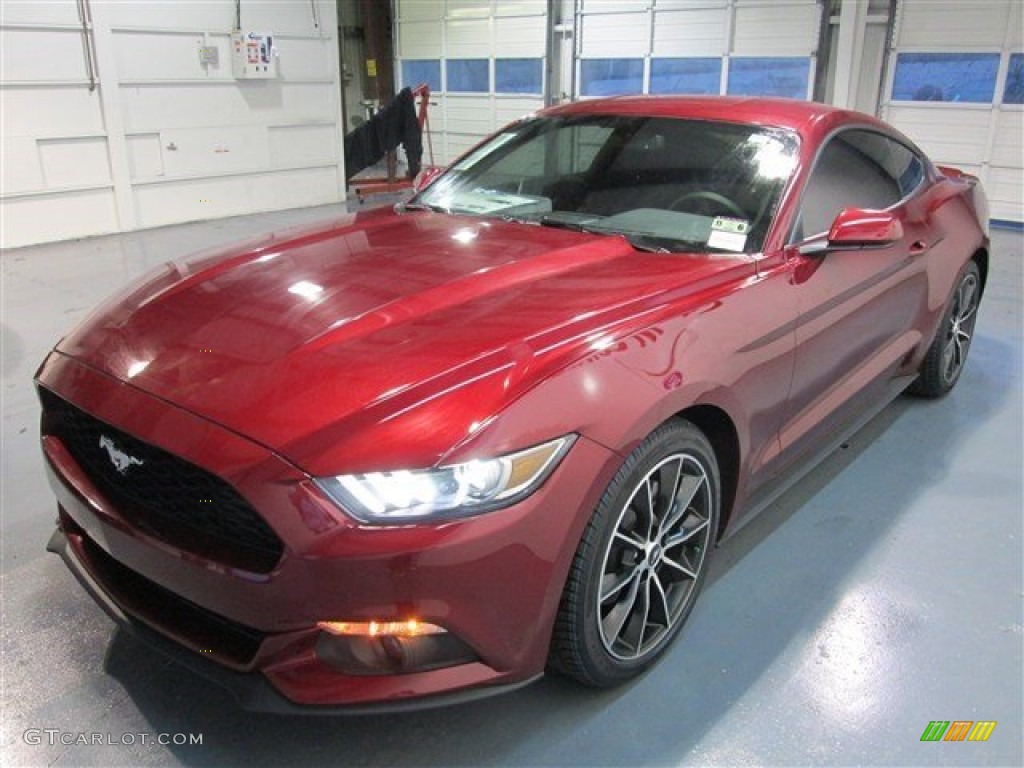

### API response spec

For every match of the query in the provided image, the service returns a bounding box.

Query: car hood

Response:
[56,210,747,475]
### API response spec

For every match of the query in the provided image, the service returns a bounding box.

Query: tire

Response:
[549,419,720,687]
[910,260,981,398]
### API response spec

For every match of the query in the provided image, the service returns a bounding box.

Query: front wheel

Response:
[910,260,981,398]
[549,419,720,687]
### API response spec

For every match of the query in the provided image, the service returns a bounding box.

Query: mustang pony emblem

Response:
[98,435,145,474]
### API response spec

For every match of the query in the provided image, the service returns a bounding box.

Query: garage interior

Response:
[1,0,1021,765]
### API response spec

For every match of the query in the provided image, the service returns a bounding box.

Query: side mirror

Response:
[412,166,444,193]
[828,208,904,246]
[798,208,904,256]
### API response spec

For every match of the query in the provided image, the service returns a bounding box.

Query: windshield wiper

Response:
[396,201,450,214]
[473,211,690,254]
[623,235,672,253]
[602,230,708,254]
[535,215,591,231]
[535,216,678,252]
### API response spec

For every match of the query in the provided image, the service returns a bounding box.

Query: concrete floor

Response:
[1,206,1021,767]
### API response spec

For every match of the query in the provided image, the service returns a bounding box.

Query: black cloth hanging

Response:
[344,87,423,181]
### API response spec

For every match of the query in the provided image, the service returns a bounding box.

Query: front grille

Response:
[40,387,284,573]
[62,510,265,667]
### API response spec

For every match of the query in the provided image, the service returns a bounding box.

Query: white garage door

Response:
[575,0,821,101]
[881,0,1023,223]
[395,0,548,166]
[1,0,345,249]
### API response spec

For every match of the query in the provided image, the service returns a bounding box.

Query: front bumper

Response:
[37,352,618,710]
[46,524,538,714]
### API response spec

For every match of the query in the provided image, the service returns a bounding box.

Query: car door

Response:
[776,128,931,469]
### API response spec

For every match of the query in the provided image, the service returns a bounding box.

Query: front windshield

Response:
[416,115,800,254]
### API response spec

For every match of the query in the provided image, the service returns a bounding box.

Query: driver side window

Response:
[795,129,917,241]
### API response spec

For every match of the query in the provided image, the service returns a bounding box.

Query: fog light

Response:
[314,618,477,676]
[316,619,444,638]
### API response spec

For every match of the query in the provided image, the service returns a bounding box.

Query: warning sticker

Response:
[707,229,748,252]
[711,217,750,235]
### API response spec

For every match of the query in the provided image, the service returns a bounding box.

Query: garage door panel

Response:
[2,28,89,82]
[897,0,1012,49]
[38,137,112,188]
[495,1,547,17]
[1,86,105,137]
[1009,1,1023,47]
[991,111,1024,167]
[243,1,334,35]
[895,137,988,168]
[909,140,986,168]
[275,37,336,81]
[113,31,212,82]
[399,21,444,59]
[495,16,547,57]
[884,105,992,141]
[425,94,447,134]
[1,0,79,25]
[652,8,727,57]
[120,83,336,132]
[987,166,1024,222]
[733,1,818,56]
[157,126,270,177]
[446,18,491,58]
[399,0,443,22]
[103,1,231,30]
[1,189,117,249]
[447,0,492,19]
[133,167,338,229]
[581,12,651,58]
[2,137,45,194]
[882,108,989,166]
[581,1,650,13]
[655,0,728,10]
[494,97,544,126]
[445,96,494,135]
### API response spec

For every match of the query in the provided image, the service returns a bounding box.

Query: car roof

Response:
[540,96,887,141]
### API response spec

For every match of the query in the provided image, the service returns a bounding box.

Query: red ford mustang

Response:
[36,97,988,712]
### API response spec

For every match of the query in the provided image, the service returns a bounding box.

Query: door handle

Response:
[909,240,929,256]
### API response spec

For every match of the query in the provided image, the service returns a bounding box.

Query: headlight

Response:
[316,435,576,524]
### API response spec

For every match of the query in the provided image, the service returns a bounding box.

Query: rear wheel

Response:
[910,260,981,398]
[550,419,719,687]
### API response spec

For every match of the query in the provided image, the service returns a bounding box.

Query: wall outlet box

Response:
[198,46,219,68]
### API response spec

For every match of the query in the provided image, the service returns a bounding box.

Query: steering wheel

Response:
[669,191,746,219]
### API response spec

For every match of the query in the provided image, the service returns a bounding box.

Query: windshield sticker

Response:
[445,188,550,215]
[707,229,748,252]
[711,217,750,235]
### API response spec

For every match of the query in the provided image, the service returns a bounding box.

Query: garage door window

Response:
[447,59,489,93]
[891,53,1000,103]
[650,58,721,95]
[580,59,644,96]
[1004,53,1024,104]
[727,57,810,99]
[401,59,441,92]
[496,59,543,95]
